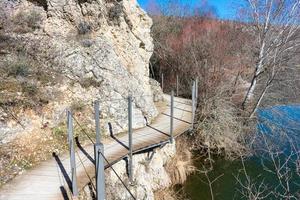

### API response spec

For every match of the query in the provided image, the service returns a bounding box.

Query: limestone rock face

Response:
[150,78,164,102]
[0,0,158,141]
[80,143,176,200]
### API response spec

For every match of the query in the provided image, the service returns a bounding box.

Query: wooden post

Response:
[128,96,133,183]
[95,143,106,200]
[170,90,174,143]
[67,110,78,197]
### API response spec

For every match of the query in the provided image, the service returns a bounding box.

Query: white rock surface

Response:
[81,143,176,200]
[0,0,159,142]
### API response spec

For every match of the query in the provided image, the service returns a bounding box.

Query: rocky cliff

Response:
[80,143,177,200]
[0,0,163,143]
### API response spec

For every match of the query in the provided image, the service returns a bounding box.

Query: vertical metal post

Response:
[67,110,78,196]
[95,143,106,200]
[170,90,174,143]
[195,78,199,105]
[192,81,196,129]
[128,96,133,183]
[176,75,179,97]
[161,73,164,92]
[95,100,101,144]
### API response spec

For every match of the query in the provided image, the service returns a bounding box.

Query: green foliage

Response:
[52,125,66,138]
[8,63,30,77]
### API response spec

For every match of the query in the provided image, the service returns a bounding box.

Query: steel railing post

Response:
[128,96,133,183]
[95,143,106,200]
[176,75,179,97]
[170,90,174,143]
[95,100,101,145]
[192,81,196,129]
[195,77,199,106]
[67,110,78,196]
[161,73,164,92]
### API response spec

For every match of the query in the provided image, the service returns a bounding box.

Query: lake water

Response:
[180,105,300,200]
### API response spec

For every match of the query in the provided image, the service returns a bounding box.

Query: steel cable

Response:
[97,150,137,200]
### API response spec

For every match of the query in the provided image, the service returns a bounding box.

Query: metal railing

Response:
[64,76,199,200]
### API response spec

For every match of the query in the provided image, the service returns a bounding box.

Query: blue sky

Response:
[137,0,237,19]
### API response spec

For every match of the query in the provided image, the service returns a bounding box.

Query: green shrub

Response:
[8,63,30,77]
[52,125,66,137]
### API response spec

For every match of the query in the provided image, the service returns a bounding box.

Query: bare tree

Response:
[241,0,300,117]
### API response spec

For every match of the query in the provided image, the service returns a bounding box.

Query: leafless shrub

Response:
[194,84,249,158]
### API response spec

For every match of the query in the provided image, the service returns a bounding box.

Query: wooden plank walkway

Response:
[0,95,192,200]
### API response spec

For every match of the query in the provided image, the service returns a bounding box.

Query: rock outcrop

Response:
[0,0,161,142]
[80,143,177,200]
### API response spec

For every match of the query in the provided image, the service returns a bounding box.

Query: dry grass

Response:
[166,137,195,185]
[0,58,58,112]
[0,125,68,186]
[0,113,95,186]
[155,137,194,200]
[154,188,182,200]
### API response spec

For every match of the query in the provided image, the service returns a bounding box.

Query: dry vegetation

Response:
[0,5,103,186]
[0,111,97,186]
[149,2,254,157]
[149,0,300,199]
[193,85,250,158]
[166,137,195,185]
[149,0,300,154]
[0,123,68,186]
[155,137,195,200]
[154,189,183,200]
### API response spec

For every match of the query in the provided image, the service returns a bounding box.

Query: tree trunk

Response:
[242,41,266,110]
[249,81,271,118]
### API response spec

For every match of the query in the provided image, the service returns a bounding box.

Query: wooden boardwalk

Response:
[0,95,192,200]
